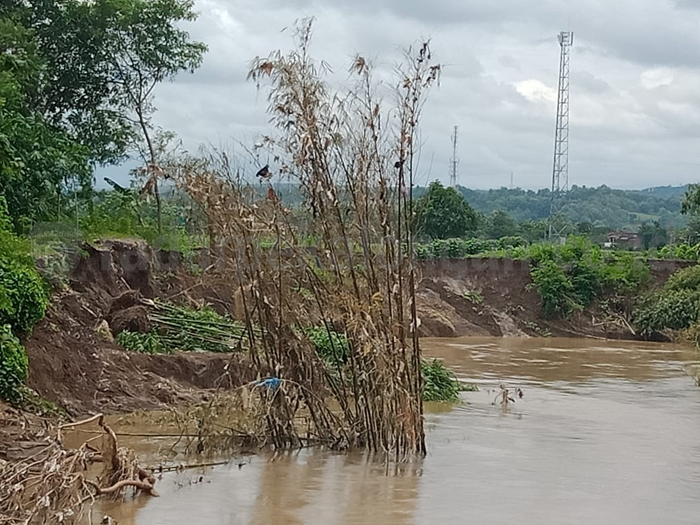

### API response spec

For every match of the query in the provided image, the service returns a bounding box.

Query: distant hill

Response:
[638,185,690,199]
[453,185,691,230]
[259,182,692,231]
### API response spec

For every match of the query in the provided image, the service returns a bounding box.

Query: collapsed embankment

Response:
[416,257,692,339]
[18,241,693,419]
[23,241,258,418]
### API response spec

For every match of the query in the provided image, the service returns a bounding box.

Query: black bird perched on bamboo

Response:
[256,164,272,180]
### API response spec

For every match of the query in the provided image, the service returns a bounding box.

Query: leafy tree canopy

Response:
[0,0,206,231]
[485,210,518,239]
[414,181,479,239]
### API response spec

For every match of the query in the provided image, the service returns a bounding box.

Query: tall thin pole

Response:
[548,31,574,241]
[449,125,458,188]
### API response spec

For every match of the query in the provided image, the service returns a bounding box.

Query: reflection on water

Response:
[97,337,700,525]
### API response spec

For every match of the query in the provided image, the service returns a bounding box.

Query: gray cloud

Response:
[102,0,700,192]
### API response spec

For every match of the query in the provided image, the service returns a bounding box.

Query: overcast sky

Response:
[103,0,700,190]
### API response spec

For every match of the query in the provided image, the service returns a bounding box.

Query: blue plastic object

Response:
[254,377,282,391]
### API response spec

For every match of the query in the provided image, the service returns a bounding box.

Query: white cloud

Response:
[641,68,675,89]
[516,79,557,104]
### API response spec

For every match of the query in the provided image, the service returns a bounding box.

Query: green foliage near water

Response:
[0,324,29,404]
[304,326,349,366]
[414,233,651,318]
[303,326,468,402]
[422,359,472,402]
[634,289,700,337]
[529,260,578,317]
[526,237,650,318]
[634,265,700,338]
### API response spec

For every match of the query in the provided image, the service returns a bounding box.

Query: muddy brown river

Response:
[97,337,700,524]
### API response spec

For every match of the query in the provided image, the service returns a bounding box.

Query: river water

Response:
[98,337,700,524]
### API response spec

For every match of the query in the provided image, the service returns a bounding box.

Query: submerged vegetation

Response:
[422,359,470,402]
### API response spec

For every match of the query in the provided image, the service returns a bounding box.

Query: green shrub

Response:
[567,258,602,306]
[528,243,556,265]
[422,359,465,402]
[430,239,448,258]
[529,260,578,318]
[447,238,462,258]
[634,289,700,336]
[665,265,700,291]
[498,236,527,249]
[600,252,650,294]
[0,324,29,404]
[0,257,49,333]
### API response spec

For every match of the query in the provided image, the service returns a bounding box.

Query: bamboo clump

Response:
[173,20,441,458]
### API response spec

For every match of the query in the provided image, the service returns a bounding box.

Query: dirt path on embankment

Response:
[15,240,691,421]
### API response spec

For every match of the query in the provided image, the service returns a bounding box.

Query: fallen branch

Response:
[86,479,159,497]
[153,460,229,473]
[57,413,104,442]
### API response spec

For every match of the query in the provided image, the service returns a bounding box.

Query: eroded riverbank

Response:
[84,337,700,525]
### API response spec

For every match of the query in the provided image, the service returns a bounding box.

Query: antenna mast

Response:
[450,125,458,188]
[548,31,574,241]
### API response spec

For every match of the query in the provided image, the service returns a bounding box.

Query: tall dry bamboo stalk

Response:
[174,19,440,457]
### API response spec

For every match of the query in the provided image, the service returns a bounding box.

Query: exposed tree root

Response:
[0,414,157,524]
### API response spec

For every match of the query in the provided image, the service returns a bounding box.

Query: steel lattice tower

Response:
[548,31,574,241]
[450,125,458,188]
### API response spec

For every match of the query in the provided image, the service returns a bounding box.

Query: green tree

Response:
[638,221,668,250]
[0,0,207,230]
[485,210,518,239]
[97,0,206,233]
[518,219,547,243]
[414,181,479,239]
[0,18,90,231]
